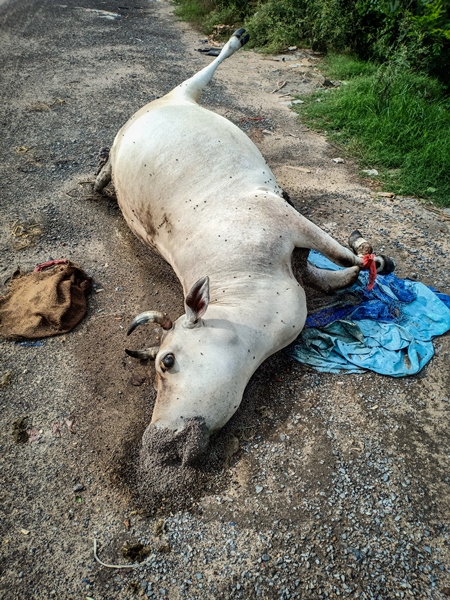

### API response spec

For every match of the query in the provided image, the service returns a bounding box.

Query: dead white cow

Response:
[95,29,394,465]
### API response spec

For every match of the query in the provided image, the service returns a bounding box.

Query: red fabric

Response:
[361,254,377,290]
[34,259,68,273]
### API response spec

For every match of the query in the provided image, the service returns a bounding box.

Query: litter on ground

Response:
[292,250,450,376]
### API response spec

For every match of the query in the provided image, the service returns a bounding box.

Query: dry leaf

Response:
[27,428,40,443]
[28,102,51,112]
[0,371,14,389]
[153,518,165,537]
[271,81,287,93]
[11,219,42,250]
[65,417,75,434]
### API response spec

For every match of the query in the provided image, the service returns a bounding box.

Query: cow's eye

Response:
[161,353,175,371]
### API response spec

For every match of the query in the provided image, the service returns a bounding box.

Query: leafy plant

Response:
[297,56,450,204]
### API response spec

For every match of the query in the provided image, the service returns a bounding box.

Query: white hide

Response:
[98,30,367,443]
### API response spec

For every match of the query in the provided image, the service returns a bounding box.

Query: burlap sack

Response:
[0,261,92,339]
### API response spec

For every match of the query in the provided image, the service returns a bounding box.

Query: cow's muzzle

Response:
[140,418,210,468]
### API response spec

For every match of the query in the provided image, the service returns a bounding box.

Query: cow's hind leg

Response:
[172,28,250,103]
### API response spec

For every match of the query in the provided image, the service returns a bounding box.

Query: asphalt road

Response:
[2,1,450,599]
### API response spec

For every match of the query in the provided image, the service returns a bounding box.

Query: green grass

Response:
[319,53,378,80]
[171,0,450,207]
[173,0,243,35]
[295,56,450,206]
[173,0,210,27]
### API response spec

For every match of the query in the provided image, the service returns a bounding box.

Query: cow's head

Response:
[126,276,251,467]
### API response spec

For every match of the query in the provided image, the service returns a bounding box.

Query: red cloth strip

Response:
[361,254,377,291]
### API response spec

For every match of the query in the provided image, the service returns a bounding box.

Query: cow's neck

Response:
[198,273,307,360]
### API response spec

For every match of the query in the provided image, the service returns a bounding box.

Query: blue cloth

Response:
[292,251,450,376]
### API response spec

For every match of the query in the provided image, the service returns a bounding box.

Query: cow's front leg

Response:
[94,158,112,193]
[290,210,395,274]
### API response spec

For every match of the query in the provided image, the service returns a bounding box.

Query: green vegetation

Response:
[174,0,450,205]
[174,0,450,87]
[296,55,450,205]
[174,0,245,33]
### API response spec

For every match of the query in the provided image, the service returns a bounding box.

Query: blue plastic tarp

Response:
[292,251,450,376]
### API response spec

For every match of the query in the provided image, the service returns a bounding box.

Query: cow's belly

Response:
[111,102,302,291]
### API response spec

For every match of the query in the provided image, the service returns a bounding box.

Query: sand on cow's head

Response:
[141,417,210,467]
[137,419,212,510]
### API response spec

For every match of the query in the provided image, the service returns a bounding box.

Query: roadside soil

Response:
[1,1,450,599]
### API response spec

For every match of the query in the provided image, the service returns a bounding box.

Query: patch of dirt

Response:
[1,0,450,598]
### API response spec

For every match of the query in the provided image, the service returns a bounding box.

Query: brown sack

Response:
[0,260,92,340]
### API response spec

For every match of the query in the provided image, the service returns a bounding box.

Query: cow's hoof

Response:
[377,255,396,274]
[233,28,250,47]
[349,229,373,255]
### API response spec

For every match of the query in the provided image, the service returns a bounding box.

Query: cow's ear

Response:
[185,276,210,324]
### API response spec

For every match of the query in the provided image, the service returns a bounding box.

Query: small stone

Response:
[255,486,263,494]
[73,483,85,493]
[332,158,345,164]
[196,573,203,580]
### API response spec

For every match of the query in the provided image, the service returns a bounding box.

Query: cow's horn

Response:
[125,346,159,360]
[127,311,173,336]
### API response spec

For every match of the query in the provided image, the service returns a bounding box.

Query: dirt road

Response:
[1,1,450,598]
